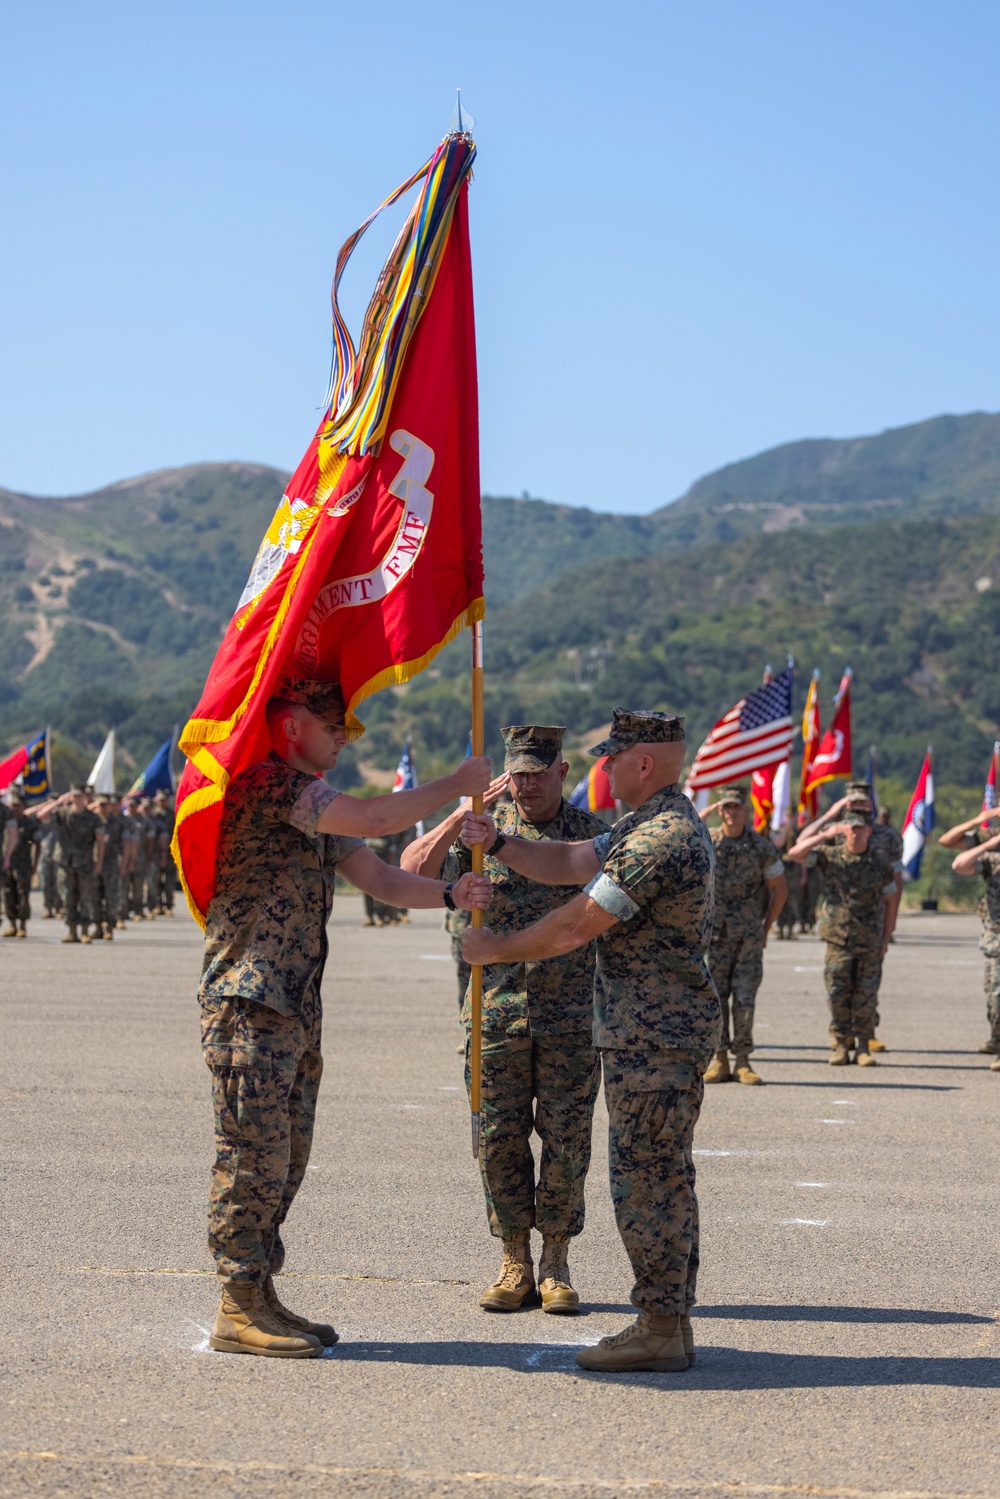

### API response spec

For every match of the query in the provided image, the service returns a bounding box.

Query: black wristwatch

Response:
[490,831,507,857]
[442,882,457,911]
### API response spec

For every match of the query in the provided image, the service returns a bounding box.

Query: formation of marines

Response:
[1,783,177,942]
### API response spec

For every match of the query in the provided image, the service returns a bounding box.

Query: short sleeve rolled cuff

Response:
[584,871,639,922]
[289,779,340,838]
[881,880,898,898]
[763,858,786,881]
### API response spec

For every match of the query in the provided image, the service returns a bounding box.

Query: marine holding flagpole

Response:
[170,126,495,1357]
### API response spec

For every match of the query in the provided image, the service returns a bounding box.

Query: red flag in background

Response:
[983,742,999,829]
[804,669,853,796]
[173,134,482,924]
[797,671,821,822]
[750,763,776,830]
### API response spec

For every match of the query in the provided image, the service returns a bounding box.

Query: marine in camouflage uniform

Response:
[803,781,904,1050]
[152,792,177,914]
[944,813,1000,1064]
[46,786,104,944]
[199,674,492,1358]
[445,903,472,1009]
[449,726,606,1314]
[702,785,786,1085]
[462,709,721,1373]
[789,808,896,1065]
[2,794,39,936]
[121,799,147,919]
[362,829,415,925]
[92,795,124,938]
[37,823,61,917]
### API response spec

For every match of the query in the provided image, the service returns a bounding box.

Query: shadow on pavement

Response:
[754,1079,960,1091]
[327,1341,1000,1387]
[693,1304,993,1324]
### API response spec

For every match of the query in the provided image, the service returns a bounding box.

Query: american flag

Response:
[687,668,794,791]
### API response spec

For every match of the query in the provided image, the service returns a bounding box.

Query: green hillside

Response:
[2,409,1000,788]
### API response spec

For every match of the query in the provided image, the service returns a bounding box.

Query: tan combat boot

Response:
[61,926,80,944]
[1,924,17,939]
[17,922,27,938]
[855,1042,877,1067]
[828,1041,850,1066]
[868,1037,886,1053]
[990,1057,1000,1072]
[733,1055,762,1085]
[576,1311,689,1373]
[538,1235,580,1315]
[209,1282,321,1358]
[704,1050,731,1084]
[263,1274,338,1347]
[681,1307,696,1366]
[480,1232,536,1311]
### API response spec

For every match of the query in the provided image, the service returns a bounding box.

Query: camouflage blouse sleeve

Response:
[754,831,786,881]
[587,816,705,923]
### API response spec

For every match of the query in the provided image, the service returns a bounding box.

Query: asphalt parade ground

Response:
[2,900,998,1499]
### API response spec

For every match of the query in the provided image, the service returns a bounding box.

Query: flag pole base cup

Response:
[471,1112,480,1159]
[920,898,939,911]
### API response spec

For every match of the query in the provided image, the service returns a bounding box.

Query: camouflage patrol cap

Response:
[501,725,566,773]
[845,781,874,802]
[718,785,749,807]
[273,675,347,721]
[588,708,685,757]
[843,807,873,827]
[69,783,86,794]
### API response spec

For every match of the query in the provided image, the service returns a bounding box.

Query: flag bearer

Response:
[948,815,1000,1069]
[463,710,721,1374]
[408,727,606,1316]
[698,785,786,1085]
[787,809,896,1065]
[199,676,492,1359]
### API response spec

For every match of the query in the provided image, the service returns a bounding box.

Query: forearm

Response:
[365,862,452,909]
[492,834,599,887]
[487,902,596,961]
[884,878,902,936]
[318,774,466,838]
[939,815,990,849]
[399,806,463,877]
[764,884,786,932]
[787,832,826,864]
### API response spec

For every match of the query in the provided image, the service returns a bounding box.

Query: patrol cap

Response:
[69,782,86,794]
[273,675,347,722]
[501,724,566,773]
[8,789,25,805]
[718,785,749,807]
[588,708,685,757]
[845,781,874,802]
[843,807,873,827]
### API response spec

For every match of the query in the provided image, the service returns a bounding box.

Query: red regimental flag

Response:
[173,140,482,924]
[804,670,853,795]
[750,764,776,831]
[797,673,821,820]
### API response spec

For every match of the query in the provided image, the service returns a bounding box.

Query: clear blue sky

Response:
[2,1,998,511]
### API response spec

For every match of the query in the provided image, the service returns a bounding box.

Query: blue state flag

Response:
[129,734,177,797]
[22,729,51,804]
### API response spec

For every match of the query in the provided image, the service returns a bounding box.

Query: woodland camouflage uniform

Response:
[199,738,363,1287]
[974,848,1000,1051]
[3,803,39,931]
[815,832,896,1045]
[708,789,785,1054]
[449,726,606,1243]
[93,800,125,933]
[834,785,904,1033]
[37,824,60,916]
[52,802,101,933]
[583,710,720,1318]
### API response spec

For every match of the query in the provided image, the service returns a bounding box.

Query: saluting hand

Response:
[452,872,492,911]
[462,924,502,965]
[461,811,497,850]
[454,756,492,798]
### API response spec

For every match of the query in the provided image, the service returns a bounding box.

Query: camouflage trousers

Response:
[201,993,323,1285]
[93,869,124,929]
[38,851,60,913]
[454,958,472,1012]
[707,932,764,1053]
[824,943,882,1043]
[602,1050,704,1317]
[464,1032,601,1240]
[983,955,1000,1046]
[126,869,147,917]
[58,866,95,929]
[3,867,31,924]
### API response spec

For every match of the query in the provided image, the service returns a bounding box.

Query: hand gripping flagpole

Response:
[469,619,485,1157]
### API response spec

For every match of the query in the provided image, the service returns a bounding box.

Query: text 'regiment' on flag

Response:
[172,133,482,924]
[687,668,794,792]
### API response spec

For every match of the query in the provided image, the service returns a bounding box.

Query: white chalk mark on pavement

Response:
[419,954,451,961]
[818,1119,853,1125]
[795,1181,830,1187]
[187,1321,211,1353]
[779,1218,830,1227]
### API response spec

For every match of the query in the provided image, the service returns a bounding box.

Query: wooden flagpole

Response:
[469,619,485,1157]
